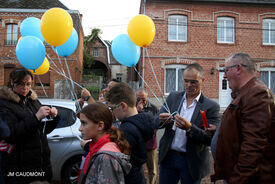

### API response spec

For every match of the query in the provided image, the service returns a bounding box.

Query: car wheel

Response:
[61,156,82,184]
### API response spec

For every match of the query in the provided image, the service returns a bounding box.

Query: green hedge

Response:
[85,86,100,100]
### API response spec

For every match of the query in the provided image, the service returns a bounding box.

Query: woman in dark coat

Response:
[0,67,59,184]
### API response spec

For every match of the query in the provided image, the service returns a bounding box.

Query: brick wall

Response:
[0,11,83,98]
[141,1,275,99]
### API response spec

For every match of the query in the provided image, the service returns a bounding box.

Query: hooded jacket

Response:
[119,112,159,184]
[0,86,58,184]
[78,142,131,184]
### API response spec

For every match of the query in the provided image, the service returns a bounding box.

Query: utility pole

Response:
[142,0,146,88]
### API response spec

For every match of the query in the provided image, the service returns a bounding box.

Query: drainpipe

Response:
[142,0,146,88]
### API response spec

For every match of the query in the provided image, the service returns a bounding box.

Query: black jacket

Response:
[119,112,159,184]
[0,110,10,140]
[155,91,220,181]
[0,86,58,184]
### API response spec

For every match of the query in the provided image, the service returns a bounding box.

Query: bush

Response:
[85,86,100,100]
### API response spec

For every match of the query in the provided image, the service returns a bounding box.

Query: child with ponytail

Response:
[78,102,131,184]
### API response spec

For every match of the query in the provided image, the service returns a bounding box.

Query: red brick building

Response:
[86,35,139,90]
[85,36,129,86]
[140,0,275,109]
[0,0,84,98]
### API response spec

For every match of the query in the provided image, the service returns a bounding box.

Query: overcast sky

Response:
[59,0,141,41]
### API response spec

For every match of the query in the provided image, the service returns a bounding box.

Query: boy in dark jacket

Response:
[106,82,159,184]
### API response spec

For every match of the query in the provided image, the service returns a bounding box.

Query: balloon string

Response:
[47,53,77,101]
[64,57,82,112]
[37,75,48,98]
[54,48,78,103]
[145,48,171,114]
[49,66,82,112]
[64,57,77,95]
[47,50,82,112]
[49,66,83,89]
[134,67,170,113]
[46,54,63,74]
[158,111,178,129]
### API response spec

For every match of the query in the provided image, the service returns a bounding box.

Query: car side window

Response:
[52,106,77,128]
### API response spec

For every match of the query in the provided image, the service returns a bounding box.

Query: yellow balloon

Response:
[41,8,73,47]
[127,15,156,47]
[18,36,23,42]
[29,57,50,75]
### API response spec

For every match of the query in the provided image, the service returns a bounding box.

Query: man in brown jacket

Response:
[211,53,275,184]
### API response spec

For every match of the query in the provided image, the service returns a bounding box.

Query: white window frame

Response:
[168,15,187,42]
[6,23,18,45]
[260,67,275,92]
[263,19,275,45]
[217,17,235,44]
[116,73,122,82]
[164,64,186,95]
[92,48,99,57]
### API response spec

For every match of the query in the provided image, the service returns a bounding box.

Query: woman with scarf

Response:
[78,102,131,184]
[0,67,59,184]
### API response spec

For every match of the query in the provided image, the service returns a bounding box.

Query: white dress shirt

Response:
[170,92,201,152]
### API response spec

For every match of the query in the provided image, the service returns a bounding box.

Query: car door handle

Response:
[48,135,64,141]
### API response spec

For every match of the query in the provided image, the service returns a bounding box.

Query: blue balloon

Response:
[16,36,46,70]
[55,28,79,57]
[111,34,141,67]
[20,17,44,42]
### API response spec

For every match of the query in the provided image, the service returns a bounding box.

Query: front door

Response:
[219,72,231,109]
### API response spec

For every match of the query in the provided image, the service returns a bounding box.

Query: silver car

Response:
[40,99,84,184]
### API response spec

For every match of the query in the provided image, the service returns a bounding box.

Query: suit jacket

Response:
[156,91,220,180]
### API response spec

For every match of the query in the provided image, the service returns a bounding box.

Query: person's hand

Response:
[205,124,217,137]
[36,106,51,121]
[49,107,58,118]
[75,99,84,109]
[159,113,173,123]
[174,114,192,130]
[137,100,144,112]
[81,88,91,99]
[80,139,90,149]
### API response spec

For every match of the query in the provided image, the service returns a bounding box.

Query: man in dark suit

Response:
[155,63,220,184]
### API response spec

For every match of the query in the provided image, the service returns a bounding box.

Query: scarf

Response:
[83,134,110,174]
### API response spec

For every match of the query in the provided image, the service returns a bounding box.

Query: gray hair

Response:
[185,63,204,78]
[229,53,255,73]
[135,88,148,95]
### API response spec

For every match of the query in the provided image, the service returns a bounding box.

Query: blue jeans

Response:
[159,150,201,184]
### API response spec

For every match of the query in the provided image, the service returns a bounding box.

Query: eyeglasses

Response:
[108,103,121,111]
[225,64,247,74]
[15,82,32,88]
[184,79,199,85]
[137,98,146,103]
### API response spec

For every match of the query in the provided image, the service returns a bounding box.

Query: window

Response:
[217,17,235,43]
[222,79,228,90]
[6,23,18,45]
[260,68,275,93]
[116,73,122,82]
[263,19,275,45]
[168,15,187,41]
[92,48,99,57]
[165,65,186,94]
